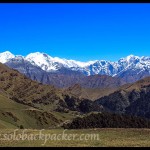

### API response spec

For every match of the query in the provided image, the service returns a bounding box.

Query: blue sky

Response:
[0,3,150,61]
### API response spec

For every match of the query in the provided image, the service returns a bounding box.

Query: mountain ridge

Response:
[95,76,150,118]
[0,51,150,84]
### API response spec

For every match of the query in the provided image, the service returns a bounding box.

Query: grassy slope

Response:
[0,63,82,129]
[0,128,150,147]
[0,94,76,129]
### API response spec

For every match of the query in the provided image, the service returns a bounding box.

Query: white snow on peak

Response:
[25,52,55,71]
[53,57,97,68]
[0,51,15,63]
[0,51,150,76]
[25,52,97,71]
[126,54,140,62]
[119,54,139,62]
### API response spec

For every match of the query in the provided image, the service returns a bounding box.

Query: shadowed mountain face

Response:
[116,68,150,83]
[5,56,49,83]
[95,77,150,118]
[80,75,125,88]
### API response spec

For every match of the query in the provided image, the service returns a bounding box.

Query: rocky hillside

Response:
[95,76,150,118]
[0,63,102,113]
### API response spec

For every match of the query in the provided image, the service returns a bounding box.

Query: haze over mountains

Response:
[0,51,150,88]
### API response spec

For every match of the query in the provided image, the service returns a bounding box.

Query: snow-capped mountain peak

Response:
[26,52,53,60]
[25,52,97,71]
[0,51,150,78]
[126,54,140,62]
[25,52,56,71]
[0,51,15,63]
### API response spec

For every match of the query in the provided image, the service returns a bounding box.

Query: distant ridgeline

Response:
[0,51,150,88]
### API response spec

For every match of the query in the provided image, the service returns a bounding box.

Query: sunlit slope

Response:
[0,93,69,129]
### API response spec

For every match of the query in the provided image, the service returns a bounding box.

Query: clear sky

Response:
[0,3,150,62]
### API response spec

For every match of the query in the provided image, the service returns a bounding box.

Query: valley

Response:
[0,52,150,147]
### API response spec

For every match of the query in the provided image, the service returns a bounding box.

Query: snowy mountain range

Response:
[0,51,150,86]
[0,51,150,75]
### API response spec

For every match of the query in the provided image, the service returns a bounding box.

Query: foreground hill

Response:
[0,93,64,129]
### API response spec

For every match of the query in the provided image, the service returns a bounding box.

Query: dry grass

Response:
[0,128,150,147]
